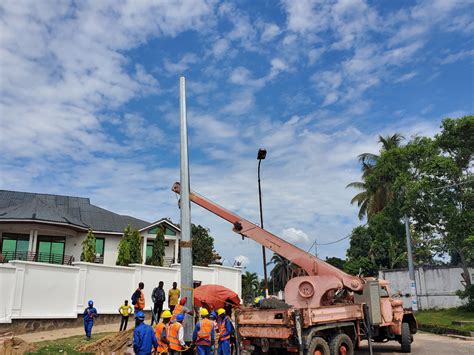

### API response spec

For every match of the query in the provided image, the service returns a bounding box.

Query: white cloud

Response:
[234,255,250,267]
[394,72,417,83]
[261,23,281,42]
[281,228,310,243]
[440,49,474,64]
[164,53,199,74]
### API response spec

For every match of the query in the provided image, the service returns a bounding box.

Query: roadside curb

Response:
[418,323,474,338]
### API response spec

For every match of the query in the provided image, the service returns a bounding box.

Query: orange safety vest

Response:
[155,322,170,353]
[136,290,145,310]
[168,322,183,351]
[171,304,183,321]
[218,317,231,341]
[197,318,213,343]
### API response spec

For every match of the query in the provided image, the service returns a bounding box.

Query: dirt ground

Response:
[75,329,134,354]
[0,335,37,355]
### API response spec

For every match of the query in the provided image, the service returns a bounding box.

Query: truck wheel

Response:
[400,322,411,353]
[307,337,330,355]
[329,334,354,355]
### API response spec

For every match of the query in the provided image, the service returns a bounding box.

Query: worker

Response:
[83,300,97,340]
[168,313,188,354]
[209,311,218,355]
[216,308,233,355]
[168,282,180,313]
[151,281,166,326]
[118,299,133,331]
[155,310,172,354]
[132,282,146,312]
[193,308,215,355]
[171,297,192,321]
[133,311,158,355]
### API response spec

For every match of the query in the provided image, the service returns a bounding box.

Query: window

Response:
[146,240,154,260]
[37,236,65,264]
[147,226,176,236]
[1,233,29,261]
[95,238,105,263]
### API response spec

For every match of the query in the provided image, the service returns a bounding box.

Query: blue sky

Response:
[1,0,473,276]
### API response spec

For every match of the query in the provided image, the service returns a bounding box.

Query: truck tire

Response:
[400,322,411,353]
[307,337,330,355]
[329,333,354,355]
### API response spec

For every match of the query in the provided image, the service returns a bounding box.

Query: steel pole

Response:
[258,159,269,297]
[404,214,418,311]
[179,76,194,341]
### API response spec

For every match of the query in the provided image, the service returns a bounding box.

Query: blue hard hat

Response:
[88,300,94,306]
[135,311,145,320]
[176,314,185,322]
[210,311,217,319]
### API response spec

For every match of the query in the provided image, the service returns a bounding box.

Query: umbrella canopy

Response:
[194,284,241,310]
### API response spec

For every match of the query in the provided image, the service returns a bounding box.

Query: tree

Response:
[268,254,304,292]
[192,224,221,266]
[242,271,259,304]
[116,225,132,266]
[81,229,96,263]
[129,228,143,264]
[325,257,346,270]
[116,225,142,266]
[148,227,165,266]
[347,133,404,220]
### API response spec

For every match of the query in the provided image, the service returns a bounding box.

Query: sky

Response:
[1,0,473,276]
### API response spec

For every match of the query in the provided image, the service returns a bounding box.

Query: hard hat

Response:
[88,300,94,306]
[179,297,187,306]
[200,308,209,317]
[161,310,172,319]
[176,314,185,322]
[254,297,261,304]
[135,311,145,320]
[217,308,226,316]
[210,311,217,319]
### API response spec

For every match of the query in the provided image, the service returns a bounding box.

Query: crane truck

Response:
[172,182,417,355]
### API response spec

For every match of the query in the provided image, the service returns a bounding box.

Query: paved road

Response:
[355,332,473,355]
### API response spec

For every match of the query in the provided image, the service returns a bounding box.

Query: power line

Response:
[307,233,352,252]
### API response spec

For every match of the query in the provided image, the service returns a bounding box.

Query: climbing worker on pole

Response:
[155,310,172,354]
[168,313,188,354]
[193,308,215,355]
[171,297,192,321]
[216,308,233,355]
[83,300,97,340]
[133,311,158,355]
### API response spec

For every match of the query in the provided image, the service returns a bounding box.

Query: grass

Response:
[416,308,474,332]
[26,332,113,355]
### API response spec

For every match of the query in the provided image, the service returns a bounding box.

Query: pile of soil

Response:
[259,298,291,309]
[0,335,37,354]
[76,329,134,354]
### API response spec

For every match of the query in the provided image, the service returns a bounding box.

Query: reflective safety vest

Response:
[218,317,231,341]
[155,322,170,353]
[168,322,183,351]
[197,318,213,343]
[171,304,184,321]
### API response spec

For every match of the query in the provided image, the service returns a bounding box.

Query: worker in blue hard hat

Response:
[133,311,158,355]
[83,300,98,340]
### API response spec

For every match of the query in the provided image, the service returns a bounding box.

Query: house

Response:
[0,190,181,266]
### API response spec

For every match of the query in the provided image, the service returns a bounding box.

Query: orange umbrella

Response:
[194,284,241,310]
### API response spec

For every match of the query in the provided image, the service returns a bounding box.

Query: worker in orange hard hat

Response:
[155,310,172,354]
[171,297,192,321]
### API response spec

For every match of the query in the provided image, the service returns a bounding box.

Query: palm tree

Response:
[241,271,259,304]
[268,254,305,292]
[347,134,404,220]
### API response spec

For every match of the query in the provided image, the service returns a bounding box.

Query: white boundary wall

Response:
[0,261,241,323]
[379,266,474,309]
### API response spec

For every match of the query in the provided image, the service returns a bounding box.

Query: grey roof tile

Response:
[0,190,150,233]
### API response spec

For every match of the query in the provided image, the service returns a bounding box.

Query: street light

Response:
[257,148,269,297]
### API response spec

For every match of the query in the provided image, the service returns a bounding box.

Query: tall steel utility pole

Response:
[179,76,193,341]
[404,215,418,311]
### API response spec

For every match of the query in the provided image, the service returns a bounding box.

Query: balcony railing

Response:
[0,251,75,265]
